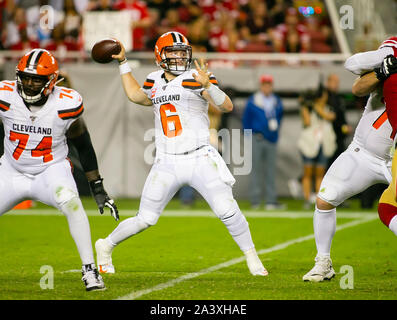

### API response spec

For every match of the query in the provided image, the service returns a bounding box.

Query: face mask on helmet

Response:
[160,45,192,75]
[16,71,54,104]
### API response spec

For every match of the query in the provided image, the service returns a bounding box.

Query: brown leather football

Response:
[91,39,121,64]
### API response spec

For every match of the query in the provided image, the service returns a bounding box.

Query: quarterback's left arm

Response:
[193,59,233,113]
[66,118,119,221]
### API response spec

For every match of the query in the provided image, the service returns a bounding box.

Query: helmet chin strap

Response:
[20,88,45,104]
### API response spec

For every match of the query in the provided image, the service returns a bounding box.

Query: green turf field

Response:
[0,198,396,300]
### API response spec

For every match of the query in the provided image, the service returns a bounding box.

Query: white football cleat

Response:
[81,264,106,291]
[303,255,335,282]
[95,238,115,274]
[244,248,268,276]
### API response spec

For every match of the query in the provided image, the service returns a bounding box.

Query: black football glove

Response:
[374,54,397,81]
[89,177,119,221]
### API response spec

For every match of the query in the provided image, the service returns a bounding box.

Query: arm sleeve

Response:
[68,130,99,172]
[344,47,394,75]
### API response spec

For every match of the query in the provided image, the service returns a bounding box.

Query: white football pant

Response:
[314,141,391,256]
[317,141,391,207]
[108,145,255,253]
[0,156,95,265]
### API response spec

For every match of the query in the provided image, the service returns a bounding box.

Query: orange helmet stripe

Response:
[18,49,59,76]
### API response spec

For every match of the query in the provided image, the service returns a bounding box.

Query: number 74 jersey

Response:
[0,80,84,175]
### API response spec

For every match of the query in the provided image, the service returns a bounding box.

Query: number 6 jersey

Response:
[0,80,84,175]
[142,69,218,155]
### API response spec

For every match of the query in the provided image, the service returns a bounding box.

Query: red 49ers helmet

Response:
[16,49,59,104]
[154,31,192,75]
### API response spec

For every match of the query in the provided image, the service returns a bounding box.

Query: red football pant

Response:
[378,203,397,227]
[384,73,397,133]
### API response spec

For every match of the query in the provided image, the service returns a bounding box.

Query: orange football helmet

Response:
[154,31,192,75]
[16,49,59,104]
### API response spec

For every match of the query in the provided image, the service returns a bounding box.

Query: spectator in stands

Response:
[208,8,239,52]
[187,16,211,52]
[15,0,40,39]
[89,0,117,11]
[145,7,161,50]
[199,0,219,21]
[239,1,273,52]
[2,0,335,53]
[158,8,188,36]
[243,74,285,210]
[178,0,202,23]
[0,0,9,49]
[304,16,332,53]
[297,90,336,209]
[268,0,292,26]
[62,0,83,50]
[4,6,39,50]
[113,0,152,51]
[43,22,66,52]
[284,29,302,53]
[273,7,310,53]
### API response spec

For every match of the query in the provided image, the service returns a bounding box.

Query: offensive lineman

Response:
[0,49,119,291]
[95,31,267,277]
[303,37,397,282]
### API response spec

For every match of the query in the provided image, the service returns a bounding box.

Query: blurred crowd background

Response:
[0,0,339,53]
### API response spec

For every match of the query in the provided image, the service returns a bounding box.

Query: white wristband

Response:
[206,83,226,106]
[119,60,132,75]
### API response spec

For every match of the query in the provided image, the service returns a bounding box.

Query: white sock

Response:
[389,215,397,236]
[222,210,255,252]
[60,198,94,265]
[313,206,336,257]
[108,215,149,246]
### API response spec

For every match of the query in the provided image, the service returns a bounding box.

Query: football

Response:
[91,39,121,64]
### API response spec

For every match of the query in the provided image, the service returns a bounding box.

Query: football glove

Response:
[374,55,397,81]
[89,177,119,221]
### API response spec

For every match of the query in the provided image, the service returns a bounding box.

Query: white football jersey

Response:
[346,40,397,160]
[353,106,394,160]
[142,69,218,154]
[0,80,84,174]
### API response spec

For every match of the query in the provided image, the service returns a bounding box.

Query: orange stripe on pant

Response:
[13,200,34,209]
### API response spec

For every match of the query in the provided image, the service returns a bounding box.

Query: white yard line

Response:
[7,209,377,219]
[116,215,377,300]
